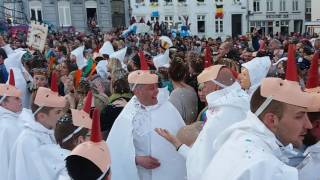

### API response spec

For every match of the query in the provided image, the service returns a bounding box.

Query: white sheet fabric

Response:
[8,109,69,180]
[107,95,186,180]
[0,106,23,179]
[201,111,299,180]
[185,82,250,180]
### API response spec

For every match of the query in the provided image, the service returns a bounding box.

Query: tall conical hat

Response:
[306,52,320,90]
[71,91,93,129]
[285,44,298,81]
[204,46,212,68]
[138,51,149,70]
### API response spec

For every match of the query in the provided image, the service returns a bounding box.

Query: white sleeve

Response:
[177,144,190,159]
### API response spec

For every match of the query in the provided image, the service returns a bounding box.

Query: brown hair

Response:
[250,86,284,120]
[168,57,188,82]
[307,112,320,122]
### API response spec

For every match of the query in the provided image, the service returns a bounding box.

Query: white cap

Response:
[96,60,109,79]
[71,46,87,70]
[99,41,114,56]
[153,50,170,69]
[110,47,127,63]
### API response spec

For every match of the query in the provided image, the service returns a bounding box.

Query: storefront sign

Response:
[266,14,289,19]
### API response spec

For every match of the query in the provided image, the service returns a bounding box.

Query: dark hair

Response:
[66,155,109,180]
[0,48,8,59]
[307,112,320,122]
[168,57,188,82]
[250,86,284,120]
[113,78,130,94]
[54,113,89,150]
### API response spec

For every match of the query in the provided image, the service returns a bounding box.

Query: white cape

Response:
[298,141,320,180]
[107,96,186,180]
[8,109,69,180]
[201,111,299,180]
[186,82,250,180]
[0,107,23,179]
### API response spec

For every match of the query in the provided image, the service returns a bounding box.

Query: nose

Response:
[304,114,313,130]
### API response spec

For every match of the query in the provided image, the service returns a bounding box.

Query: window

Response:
[164,0,172,2]
[197,15,205,33]
[178,0,186,2]
[136,0,144,3]
[151,16,159,22]
[215,18,223,33]
[306,1,311,14]
[215,0,223,2]
[29,1,42,22]
[164,16,174,28]
[58,1,72,26]
[197,0,205,2]
[280,0,286,12]
[150,0,158,3]
[292,0,299,11]
[266,0,273,12]
[253,0,260,12]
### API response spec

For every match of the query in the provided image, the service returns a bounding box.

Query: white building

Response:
[130,0,248,38]
[248,0,305,35]
[305,0,320,35]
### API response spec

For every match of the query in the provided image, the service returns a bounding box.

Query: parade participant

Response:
[55,91,93,151]
[64,108,111,180]
[0,70,23,179]
[8,72,67,180]
[4,49,32,108]
[201,44,313,180]
[296,51,320,179]
[0,48,8,83]
[156,64,250,180]
[168,56,198,124]
[107,70,186,180]
[239,56,271,96]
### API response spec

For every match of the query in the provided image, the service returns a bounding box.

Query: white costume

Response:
[8,109,69,180]
[298,142,320,180]
[4,50,32,108]
[180,82,250,180]
[0,106,23,179]
[201,111,299,180]
[107,96,187,180]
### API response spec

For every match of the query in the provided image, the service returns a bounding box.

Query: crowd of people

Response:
[0,25,320,180]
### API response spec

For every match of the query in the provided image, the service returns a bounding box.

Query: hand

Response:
[135,156,160,169]
[155,128,182,149]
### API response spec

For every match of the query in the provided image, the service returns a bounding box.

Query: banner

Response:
[26,21,48,52]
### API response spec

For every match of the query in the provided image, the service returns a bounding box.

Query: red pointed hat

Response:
[306,52,319,89]
[204,46,212,68]
[50,72,58,93]
[71,90,93,129]
[138,51,149,70]
[83,91,93,114]
[90,108,102,143]
[285,44,298,82]
[9,69,15,86]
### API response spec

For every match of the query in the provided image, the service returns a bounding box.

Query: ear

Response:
[262,112,279,133]
[36,112,47,122]
[77,135,85,145]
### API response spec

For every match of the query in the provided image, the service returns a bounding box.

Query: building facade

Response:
[305,0,320,35]
[1,0,129,32]
[130,0,248,38]
[248,0,305,35]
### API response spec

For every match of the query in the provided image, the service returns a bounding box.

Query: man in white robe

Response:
[202,44,314,180]
[156,65,250,180]
[8,74,68,180]
[0,70,24,179]
[107,70,186,180]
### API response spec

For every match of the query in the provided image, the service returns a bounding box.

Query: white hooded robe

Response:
[8,109,69,180]
[0,106,23,179]
[107,95,187,180]
[201,111,299,180]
